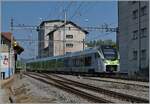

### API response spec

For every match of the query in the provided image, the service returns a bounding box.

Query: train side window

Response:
[49,60,53,68]
[41,61,44,68]
[57,59,64,67]
[64,59,69,67]
[45,61,48,69]
[53,59,56,67]
[74,58,78,67]
[35,62,37,68]
[85,57,92,66]
[75,58,80,67]
[32,63,34,68]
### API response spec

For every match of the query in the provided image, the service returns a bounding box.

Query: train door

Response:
[96,52,105,72]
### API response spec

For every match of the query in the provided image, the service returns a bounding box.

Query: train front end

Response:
[101,46,120,73]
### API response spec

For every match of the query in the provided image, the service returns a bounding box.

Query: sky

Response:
[1,1,118,59]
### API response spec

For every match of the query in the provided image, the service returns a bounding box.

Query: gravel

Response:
[10,73,148,103]
[20,74,90,103]
[86,77,149,86]
[67,83,128,103]
[55,74,149,100]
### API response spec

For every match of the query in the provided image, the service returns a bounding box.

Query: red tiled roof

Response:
[1,32,15,41]
[1,32,24,54]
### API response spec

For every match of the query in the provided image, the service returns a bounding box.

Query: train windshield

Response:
[102,48,117,60]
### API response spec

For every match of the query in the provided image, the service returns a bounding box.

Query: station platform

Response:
[0,88,10,103]
[0,75,14,103]
[1,75,14,87]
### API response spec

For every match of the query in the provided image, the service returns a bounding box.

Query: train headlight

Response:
[104,60,110,64]
[104,60,119,65]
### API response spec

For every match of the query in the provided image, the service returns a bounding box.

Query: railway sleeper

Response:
[25,73,112,103]
[48,74,149,103]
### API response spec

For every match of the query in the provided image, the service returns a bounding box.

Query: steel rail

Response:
[48,74,149,103]
[25,73,112,103]
[83,77,149,88]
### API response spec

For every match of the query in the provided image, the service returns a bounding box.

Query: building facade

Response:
[37,20,88,58]
[0,32,24,79]
[118,1,149,76]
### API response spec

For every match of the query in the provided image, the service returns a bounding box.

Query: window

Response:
[141,49,146,60]
[132,1,137,4]
[133,50,138,60]
[85,57,92,66]
[141,6,147,16]
[128,1,137,4]
[133,10,138,19]
[132,30,138,40]
[54,25,58,29]
[68,27,71,30]
[66,35,73,39]
[140,28,147,38]
[66,43,73,47]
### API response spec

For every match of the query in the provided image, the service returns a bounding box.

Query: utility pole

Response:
[63,11,67,55]
[10,18,14,76]
[138,1,141,71]
[83,39,85,50]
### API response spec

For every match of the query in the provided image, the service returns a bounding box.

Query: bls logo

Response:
[3,55,9,65]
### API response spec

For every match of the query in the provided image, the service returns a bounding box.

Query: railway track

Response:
[25,73,112,103]
[46,73,149,103]
[83,77,149,88]
[25,72,149,103]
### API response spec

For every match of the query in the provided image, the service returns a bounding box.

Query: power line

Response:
[64,1,74,12]
[55,1,74,20]
[13,24,117,32]
[53,2,64,17]
[78,2,98,19]
[15,39,84,43]
[69,2,84,20]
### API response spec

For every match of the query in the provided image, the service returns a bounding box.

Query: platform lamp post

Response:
[138,1,141,72]
[10,18,14,77]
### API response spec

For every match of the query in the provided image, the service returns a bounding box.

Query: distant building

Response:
[0,32,24,79]
[118,1,149,76]
[37,20,88,58]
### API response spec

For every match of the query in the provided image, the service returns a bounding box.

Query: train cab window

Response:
[95,53,100,58]
[85,57,92,66]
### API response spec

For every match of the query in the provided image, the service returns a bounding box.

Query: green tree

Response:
[86,39,116,47]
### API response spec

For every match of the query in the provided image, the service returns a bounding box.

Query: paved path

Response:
[0,88,10,103]
[0,76,14,103]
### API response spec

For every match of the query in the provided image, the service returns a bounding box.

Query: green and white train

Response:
[26,45,120,73]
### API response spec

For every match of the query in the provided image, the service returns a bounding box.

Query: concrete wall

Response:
[118,1,149,75]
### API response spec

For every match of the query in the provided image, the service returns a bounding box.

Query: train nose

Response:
[106,65,117,72]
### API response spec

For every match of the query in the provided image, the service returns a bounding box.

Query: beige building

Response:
[37,20,88,57]
[118,1,149,76]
